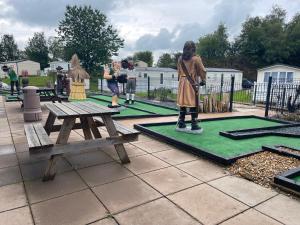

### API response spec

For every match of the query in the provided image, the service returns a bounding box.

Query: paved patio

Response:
[0,97,299,225]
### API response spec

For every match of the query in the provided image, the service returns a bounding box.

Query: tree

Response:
[58,5,124,72]
[0,34,19,61]
[48,36,65,61]
[235,6,289,67]
[286,13,300,66]
[25,32,49,69]
[133,51,153,67]
[157,53,173,67]
[196,24,230,67]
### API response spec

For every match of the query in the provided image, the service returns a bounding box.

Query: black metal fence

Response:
[264,77,300,118]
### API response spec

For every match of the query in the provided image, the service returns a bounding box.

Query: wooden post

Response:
[101,115,130,163]
[44,112,56,135]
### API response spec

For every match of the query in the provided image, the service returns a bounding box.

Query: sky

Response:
[0,0,300,62]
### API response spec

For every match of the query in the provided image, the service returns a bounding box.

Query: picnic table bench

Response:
[24,101,139,181]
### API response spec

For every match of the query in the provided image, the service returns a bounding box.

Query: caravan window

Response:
[271,72,278,83]
[279,72,286,83]
[144,73,147,78]
[160,73,163,84]
[264,72,270,82]
[287,72,294,83]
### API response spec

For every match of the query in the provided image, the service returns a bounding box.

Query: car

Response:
[242,79,254,89]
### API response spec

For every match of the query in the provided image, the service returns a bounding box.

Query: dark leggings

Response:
[10,80,20,95]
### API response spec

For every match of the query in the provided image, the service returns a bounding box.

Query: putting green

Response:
[145,117,300,159]
[292,175,300,183]
[90,95,178,115]
[79,98,152,117]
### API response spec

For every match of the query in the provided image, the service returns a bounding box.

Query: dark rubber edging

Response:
[274,167,300,194]
[134,115,280,165]
[262,145,300,160]
[220,124,300,140]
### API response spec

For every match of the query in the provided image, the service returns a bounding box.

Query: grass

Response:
[146,117,300,158]
[2,76,53,87]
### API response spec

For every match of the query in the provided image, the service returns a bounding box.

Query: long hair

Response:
[182,41,196,61]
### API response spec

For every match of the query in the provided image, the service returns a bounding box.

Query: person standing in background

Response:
[122,59,136,104]
[56,66,64,95]
[7,66,20,95]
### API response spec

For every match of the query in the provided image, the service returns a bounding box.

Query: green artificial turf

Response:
[292,175,300,183]
[146,117,300,158]
[85,98,151,117]
[90,95,178,115]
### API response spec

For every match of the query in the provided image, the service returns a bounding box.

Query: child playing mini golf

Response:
[104,61,122,108]
[177,41,206,132]
[7,66,20,95]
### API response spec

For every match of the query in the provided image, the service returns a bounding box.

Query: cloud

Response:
[1,0,122,26]
[132,0,255,52]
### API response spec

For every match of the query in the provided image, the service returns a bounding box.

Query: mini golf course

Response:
[134,116,300,164]
[87,94,178,119]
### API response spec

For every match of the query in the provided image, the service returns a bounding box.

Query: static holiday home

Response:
[0,59,41,77]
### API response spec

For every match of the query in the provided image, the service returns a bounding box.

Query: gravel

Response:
[228,151,300,187]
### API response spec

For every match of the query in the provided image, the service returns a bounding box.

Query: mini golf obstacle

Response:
[274,167,300,195]
[87,94,178,119]
[134,116,300,165]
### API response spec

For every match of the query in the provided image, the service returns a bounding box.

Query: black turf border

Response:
[262,145,300,160]
[274,167,300,193]
[88,94,179,120]
[134,115,293,165]
[219,124,300,140]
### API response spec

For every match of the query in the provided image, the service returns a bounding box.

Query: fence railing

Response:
[264,77,300,117]
[97,76,300,116]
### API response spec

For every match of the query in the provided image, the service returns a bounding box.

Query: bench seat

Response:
[24,123,53,151]
[93,117,140,138]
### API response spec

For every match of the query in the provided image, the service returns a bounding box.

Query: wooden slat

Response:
[84,101,114,113]
[70,102,99,114]
[45,103,67,117]
[53,103,78,116]
[94,117,139,135]
[24,124,41,149]
[33,123,53,147]
[78,102,106,113]
[62,102,88,114]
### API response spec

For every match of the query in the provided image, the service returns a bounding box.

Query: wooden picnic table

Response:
[24,101,139,181]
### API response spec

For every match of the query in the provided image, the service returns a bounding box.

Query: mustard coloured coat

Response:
[177,55,206,107]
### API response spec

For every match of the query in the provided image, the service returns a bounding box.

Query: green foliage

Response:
[157,53,174,68]
[156,53,182,69]
[0,34,20,61]
[236,6,289,67]
[25,32,49,69]
[197,24,230,62]
[196,6,299,80]
[48,36,65,61]
[286,13,300,66]
[133,51,153,67]
[58,5,124,73]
